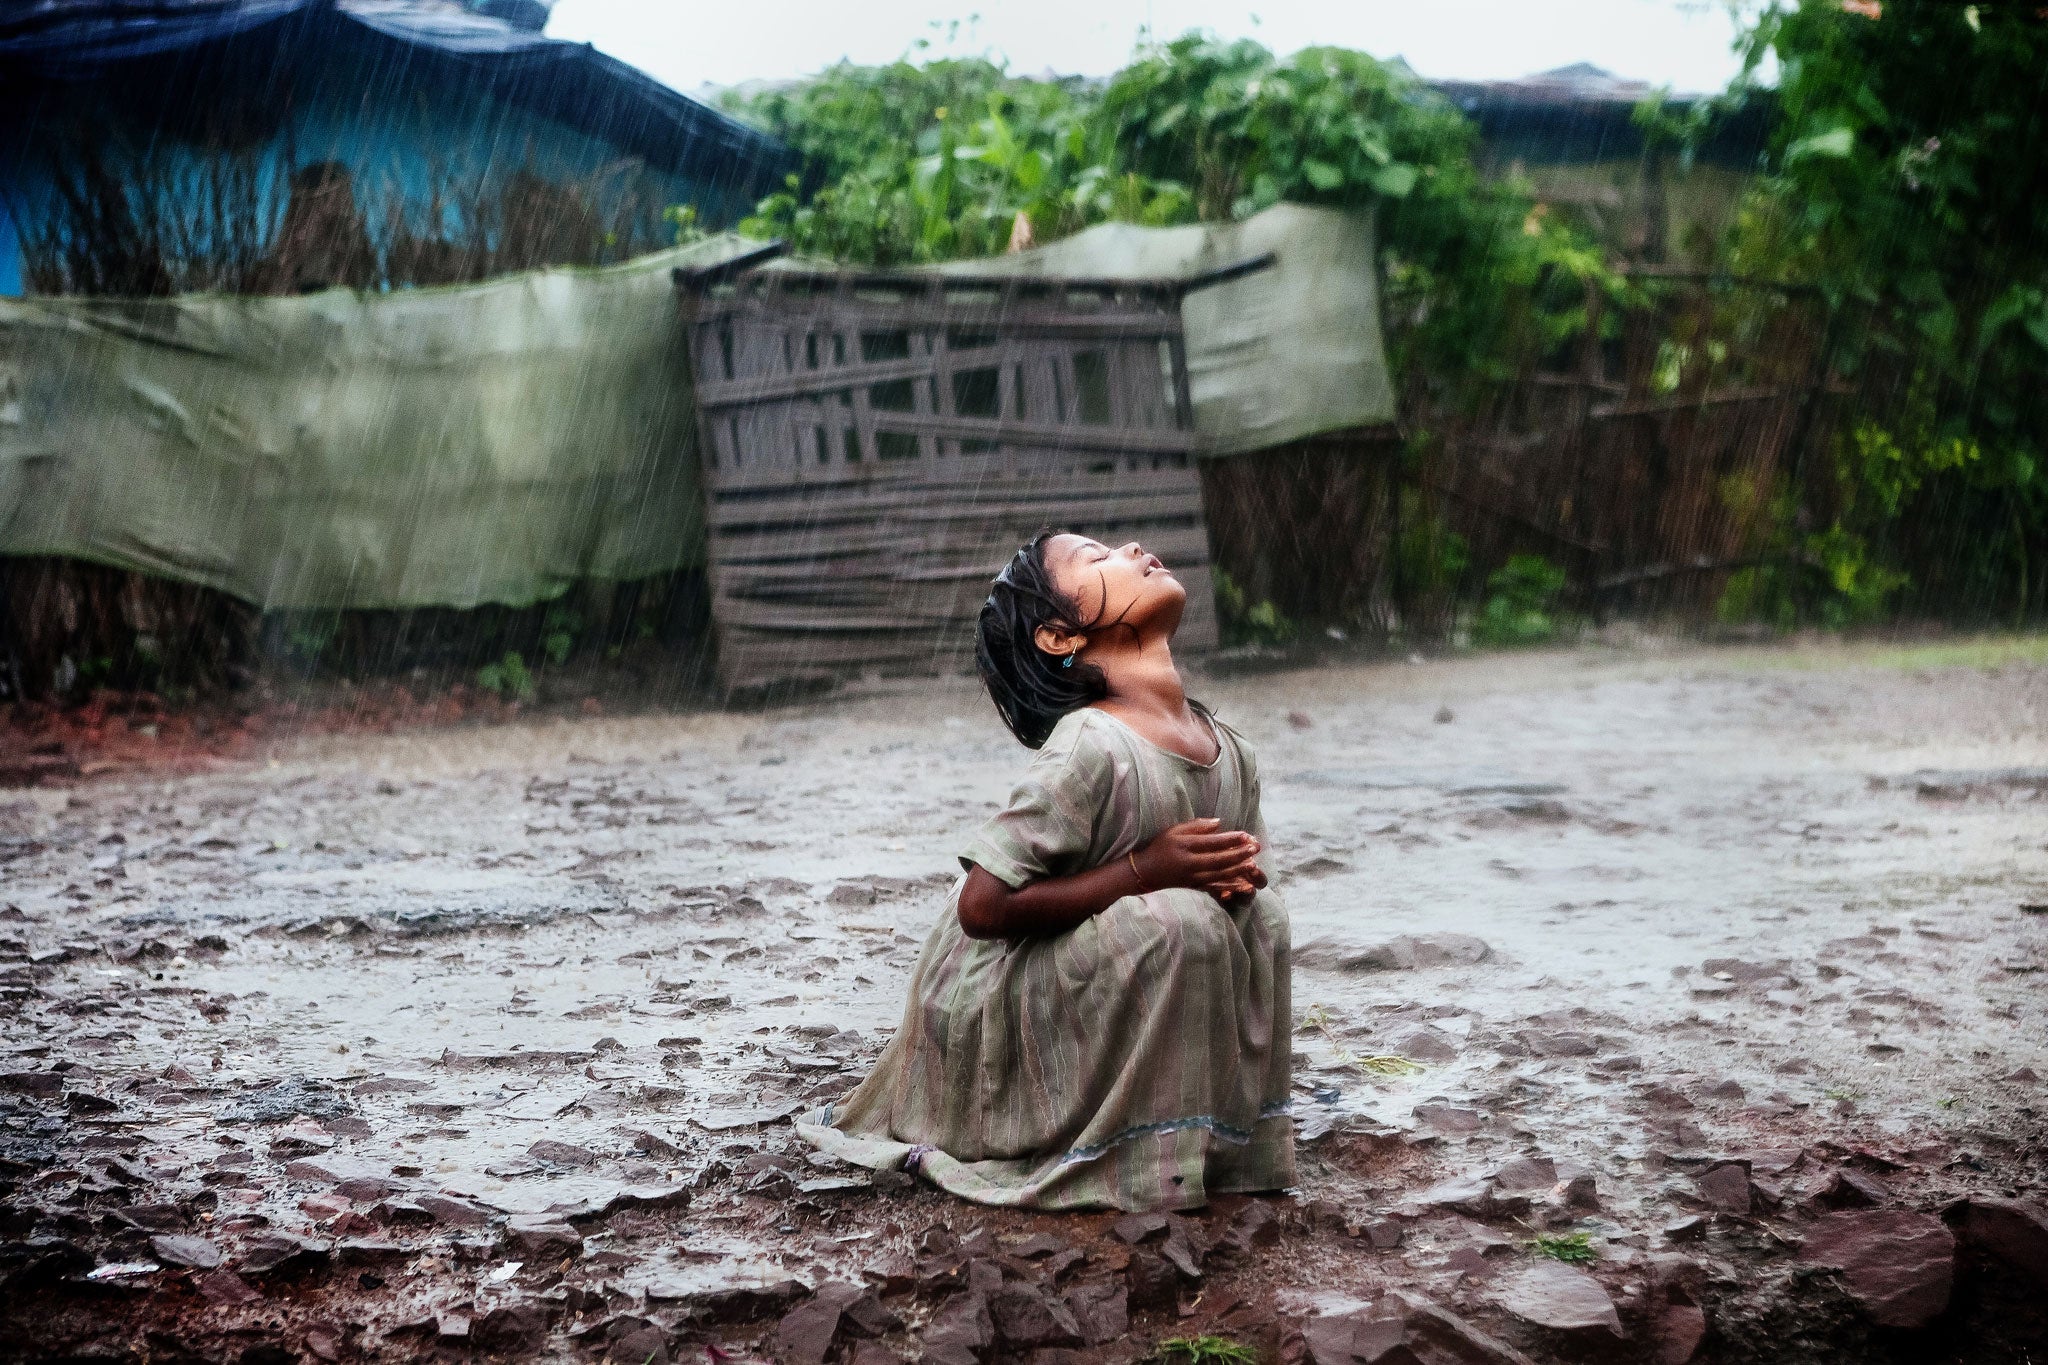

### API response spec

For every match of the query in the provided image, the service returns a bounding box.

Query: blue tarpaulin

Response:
[0,1,796,187]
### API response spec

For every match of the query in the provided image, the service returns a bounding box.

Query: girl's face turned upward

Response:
[1043,533,1187,644]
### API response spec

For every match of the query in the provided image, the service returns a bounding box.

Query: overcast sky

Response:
[547,0,1760,99]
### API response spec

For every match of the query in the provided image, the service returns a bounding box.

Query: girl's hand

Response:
[1132,819,1261,895]
[1210,862,1268,909]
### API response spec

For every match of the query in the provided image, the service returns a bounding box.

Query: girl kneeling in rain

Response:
[798,531,1293,1211]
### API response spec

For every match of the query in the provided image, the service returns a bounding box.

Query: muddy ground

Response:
[2,633,2046,1364]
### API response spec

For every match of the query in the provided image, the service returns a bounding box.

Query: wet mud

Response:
[2,636,2045,1363]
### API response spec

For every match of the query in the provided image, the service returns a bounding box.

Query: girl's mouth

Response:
[1143,554,1167,575]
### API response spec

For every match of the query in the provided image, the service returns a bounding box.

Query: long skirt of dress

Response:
[797,881,1294,1212]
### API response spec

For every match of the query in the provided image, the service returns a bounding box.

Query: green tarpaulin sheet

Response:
[927,202,1396,457]
[0,237,753,611]
[0,205,1393,613]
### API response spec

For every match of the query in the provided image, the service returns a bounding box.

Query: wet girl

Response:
[798,532,1292,1211]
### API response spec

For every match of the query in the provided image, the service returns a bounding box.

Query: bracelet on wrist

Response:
[1127,850,1152,894]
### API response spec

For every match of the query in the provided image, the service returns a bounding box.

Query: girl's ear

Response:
[1032,624,1085,660]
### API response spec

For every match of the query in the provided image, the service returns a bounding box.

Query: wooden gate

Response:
[681,262,1228,693]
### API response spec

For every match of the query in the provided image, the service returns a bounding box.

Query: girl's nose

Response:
[1120,541,1145,557]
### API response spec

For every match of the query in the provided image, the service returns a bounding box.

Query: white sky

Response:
[547,0,1758,99]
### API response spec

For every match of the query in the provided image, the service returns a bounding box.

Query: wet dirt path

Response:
[3,636,2045,1363]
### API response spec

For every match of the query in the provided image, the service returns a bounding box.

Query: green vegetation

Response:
[729,3,2047,637]
[1214,569,1298,650]
[1701,0,2048,625]
[731,34,1620,399]
[476,650,534,701]
[1526,1232,1597,1264]
[1299,1004,1426,1079]
[541,603,582,667]
[1472,554,1569,647]
[1152,1335,1260,1365]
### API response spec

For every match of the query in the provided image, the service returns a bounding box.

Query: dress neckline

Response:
[1087,706,1225,770]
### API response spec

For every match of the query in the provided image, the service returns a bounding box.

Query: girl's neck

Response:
[1091,632,1190,720]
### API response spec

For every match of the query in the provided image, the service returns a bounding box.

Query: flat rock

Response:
[114,1203,187,1232]
[1219,1199,1282,1252]
[1697,1162,1752,1215]
[1307,1291,1536,1365]
[1799,1209,1954,1328]
[1005,1233,1069,1259]
[990,1284,1082,1348]
[1064,1280,1128,1345]
[1414,1103,1486,1133]
[527,1139,599,1168]
[1657,1302,1707,1364]
[1947,1197,2048,1288]
[220,1077,354,1125]
[1492,1157,1557,1193]
[600,1184,693,1215]
[1304,1313,1410,1364]
[283,1155,388,1188]
[922,1291,994,1353]
[414,1193,492,1227]
[195,1268,260,1305]
[1700,958,1785,985]
[333,1237,411,1264]
[150,1233,222,1270]
[612,1326,671,1365]
[1112,1212,1169,1244]
[1810,1168,1888,1210]
[1385,1026,1460,1063]
[1298,934,1491,972]
[1520,1030,1599,1058]
[503,1215,582,1260]
[1124,1250,1178,1310]
[474,1304,547,1352]
[1495,1261,1622,1336]
[775,1285,854,1365]
[1415,1176,1495,1217]
[676,1279,808,1323]
[239,1232,331,1275]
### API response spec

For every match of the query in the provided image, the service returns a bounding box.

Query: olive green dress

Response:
[797,705,1294,1211]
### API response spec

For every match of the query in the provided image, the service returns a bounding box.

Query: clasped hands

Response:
[1129,818,1268,909]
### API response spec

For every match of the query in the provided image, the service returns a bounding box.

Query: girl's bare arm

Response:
[956,818,1260,940]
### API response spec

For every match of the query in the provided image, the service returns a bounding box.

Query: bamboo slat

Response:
[684,266,1219,693]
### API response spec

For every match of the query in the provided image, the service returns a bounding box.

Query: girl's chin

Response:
[1141,577,1189,616]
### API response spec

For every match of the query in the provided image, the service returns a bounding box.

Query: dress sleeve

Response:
[957,717,1108,889]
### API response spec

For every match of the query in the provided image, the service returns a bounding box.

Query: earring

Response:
[1062,654,1075,668]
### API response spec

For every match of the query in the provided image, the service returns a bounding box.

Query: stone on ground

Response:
[1798,1209,1955,1328]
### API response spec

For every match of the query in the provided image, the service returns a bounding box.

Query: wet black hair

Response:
[975,530,1112,748]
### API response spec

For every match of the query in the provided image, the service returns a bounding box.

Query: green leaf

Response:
[2025,314,2048,354]
[1301,158,1344,191]
[1150,101,1189,135]
[1975,286,2036,352]
[1786,126,1856,161]
[1368,162,1419,197]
